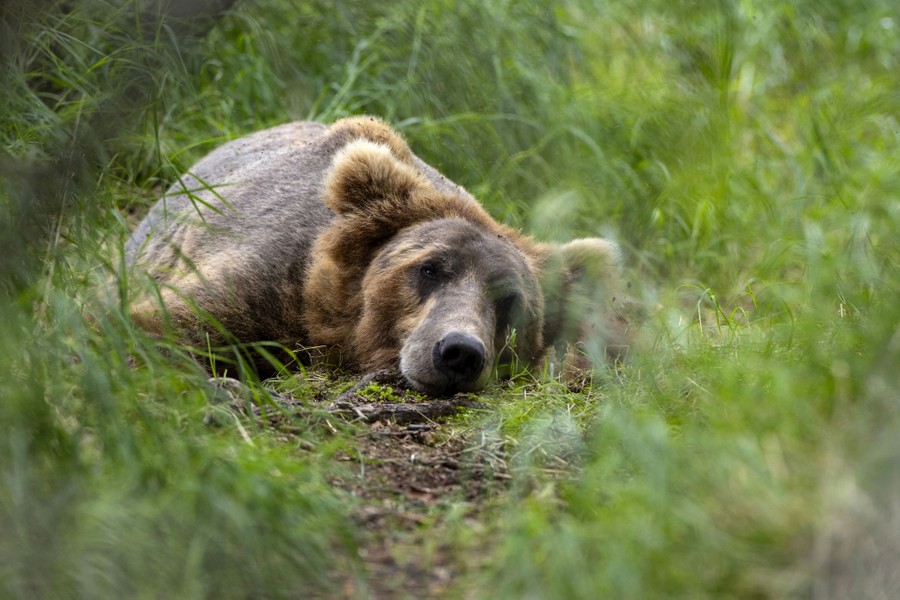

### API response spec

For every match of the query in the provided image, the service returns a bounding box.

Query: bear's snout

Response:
[432,332,485,384]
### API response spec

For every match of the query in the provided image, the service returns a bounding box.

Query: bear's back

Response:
[126,121,336,268]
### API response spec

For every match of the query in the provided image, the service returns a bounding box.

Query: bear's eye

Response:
[495,292,521,327]
[419,262,439,280]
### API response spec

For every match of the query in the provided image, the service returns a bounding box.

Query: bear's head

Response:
[303,137,632,395]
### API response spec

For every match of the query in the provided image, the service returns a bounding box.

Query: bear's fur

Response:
[127,116,636,394]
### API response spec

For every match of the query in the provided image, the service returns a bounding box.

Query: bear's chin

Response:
[399,367,490,397]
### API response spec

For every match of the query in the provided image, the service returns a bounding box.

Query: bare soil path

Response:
[212,371,511,598]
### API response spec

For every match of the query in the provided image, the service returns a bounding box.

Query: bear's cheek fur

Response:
[350,267,422,372]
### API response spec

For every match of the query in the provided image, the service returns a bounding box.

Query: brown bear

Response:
[126,116,636,395]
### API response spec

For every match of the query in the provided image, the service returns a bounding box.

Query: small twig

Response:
[334,369,410,403]
[207,374,482,427]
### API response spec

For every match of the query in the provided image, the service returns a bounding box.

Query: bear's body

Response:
[127,117,634,394]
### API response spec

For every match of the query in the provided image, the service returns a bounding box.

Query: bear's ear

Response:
[540,238,623,317]
[328,116,417,166]
[552,238,622,283]
[539,237,637,370]
[324,139,430,215]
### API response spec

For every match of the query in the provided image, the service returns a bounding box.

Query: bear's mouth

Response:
[401,369,488,398]
[401,372,456,397]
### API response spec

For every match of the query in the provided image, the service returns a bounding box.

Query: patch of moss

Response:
[358,382,404,403]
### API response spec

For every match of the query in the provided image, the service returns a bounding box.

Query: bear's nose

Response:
[432,332,485,382]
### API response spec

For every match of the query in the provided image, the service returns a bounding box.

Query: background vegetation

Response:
[1,0,898,597]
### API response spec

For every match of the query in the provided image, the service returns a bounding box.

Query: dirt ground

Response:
[215,371,511,598]
[332,418,505,598]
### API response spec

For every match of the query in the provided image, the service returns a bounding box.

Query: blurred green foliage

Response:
[1,0,898,597]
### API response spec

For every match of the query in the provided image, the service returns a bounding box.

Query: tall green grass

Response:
[2,0,898,597]
[1,2,354,597]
